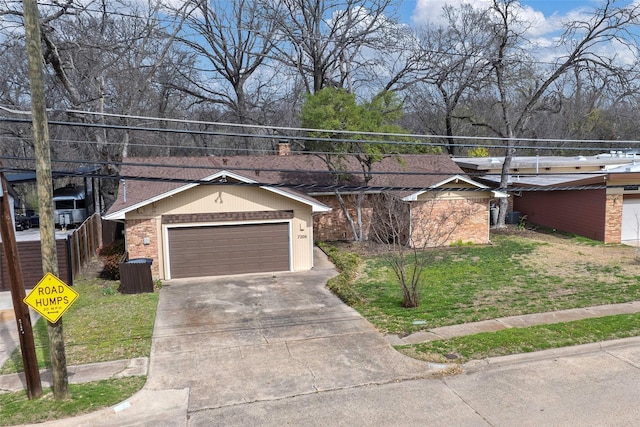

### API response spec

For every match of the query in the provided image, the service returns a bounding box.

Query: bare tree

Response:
[469,0,640,226]
[174,0,277,145]
[13,0,194,208]
[407,4,495,156]
[369,192,481,308]
[263,0,397,94]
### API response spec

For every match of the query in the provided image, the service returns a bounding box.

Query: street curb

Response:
[394,300,640,345]
[462,335,640,373]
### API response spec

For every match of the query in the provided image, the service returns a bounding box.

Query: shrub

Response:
[98,239,125,257]
[98,240,125,280]
[101,254,122,280]
[319,243,362,305]
[468,146,489,157]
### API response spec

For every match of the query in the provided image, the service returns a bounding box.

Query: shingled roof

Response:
[104,154,471,219]
[217,154,465,190]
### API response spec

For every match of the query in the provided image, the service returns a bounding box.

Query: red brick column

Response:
[125,218,159,276]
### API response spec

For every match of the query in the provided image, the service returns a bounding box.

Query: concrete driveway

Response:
[146,252,432,417]
[32,249,640,426]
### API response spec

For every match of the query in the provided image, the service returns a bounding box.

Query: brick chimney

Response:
[278,141,291,156]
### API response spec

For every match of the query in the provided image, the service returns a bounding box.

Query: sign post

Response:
[0,170,41,399]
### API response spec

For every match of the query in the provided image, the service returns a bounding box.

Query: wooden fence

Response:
[0,239,70,291]
[0,215,119,291]
[67,213,103,278]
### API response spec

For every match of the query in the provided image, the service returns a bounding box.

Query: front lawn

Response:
[332,230,640,336]
[2,277,159,373]
[397,312,640,363]
[0,272,159,426]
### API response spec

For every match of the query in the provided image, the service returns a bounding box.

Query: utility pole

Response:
[0,170,42,399]
[23,0,70,399]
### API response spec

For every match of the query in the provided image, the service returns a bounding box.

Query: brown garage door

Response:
[167,223,290,279]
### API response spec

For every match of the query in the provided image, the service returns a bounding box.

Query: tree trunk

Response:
[356,191,365,241]
[497,143,515,227]
[335,191,359,241]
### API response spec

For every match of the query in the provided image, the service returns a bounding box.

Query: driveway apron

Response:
[145,258,431,414]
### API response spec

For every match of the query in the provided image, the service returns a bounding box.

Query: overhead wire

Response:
[2,106,640,152]
[5,104,640,146]
[0,148,625,197]
[0,154,621,179]
[0,163,622,193]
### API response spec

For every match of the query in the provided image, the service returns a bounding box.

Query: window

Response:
[55,200,74,210]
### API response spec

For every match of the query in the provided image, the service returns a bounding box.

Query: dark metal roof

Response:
[6,173,37,183]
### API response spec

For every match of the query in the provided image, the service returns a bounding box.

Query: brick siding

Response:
[126,218,160,276]
[313,193,489,246]
[410,198,489,247]
[313,194,373,241]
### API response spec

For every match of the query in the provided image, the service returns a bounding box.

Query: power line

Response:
[2,107,639,152]
[0,151,627,199]
[0,131,632,157]
[0,163,624,193]
[1,154,619,178]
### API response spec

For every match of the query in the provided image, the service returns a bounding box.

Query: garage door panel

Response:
[168,223,290,279]
[622,199,640,245]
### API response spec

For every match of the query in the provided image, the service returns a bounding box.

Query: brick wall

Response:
[604,194,622,244]
[313,194,373,241]
[410,198,489,247]
[125,218,160,276]
[314,193,489,246]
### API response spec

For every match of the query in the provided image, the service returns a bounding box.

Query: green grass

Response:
[398,313,640,363]
[2,277,159,373]
[318,231,640,364]
[0,377,146,425]
[349,234,640,335]
[0,273,158,425]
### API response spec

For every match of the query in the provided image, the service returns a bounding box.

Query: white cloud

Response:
[410,0,639,65]
[412,0,488,27]
[411,0,559,37]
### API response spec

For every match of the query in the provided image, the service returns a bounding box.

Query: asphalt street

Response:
[187,338,640,426]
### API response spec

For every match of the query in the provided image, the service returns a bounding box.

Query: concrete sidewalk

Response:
[386,300,640,345]
[0,358,148,393]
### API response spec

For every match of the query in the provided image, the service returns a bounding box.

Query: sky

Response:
[400,0,633,28]
[397,0,639,64]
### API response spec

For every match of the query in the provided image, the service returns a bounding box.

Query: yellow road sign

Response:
[24,273,79,323]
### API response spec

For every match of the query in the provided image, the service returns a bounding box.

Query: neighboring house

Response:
[455,152,640,245]
[104,151,502,280]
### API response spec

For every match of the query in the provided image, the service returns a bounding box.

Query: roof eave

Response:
[105,169,331,219]
[103,182,201,221]
[102,170,235,220]
[260,185,331,212]
[402,174,498,201]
